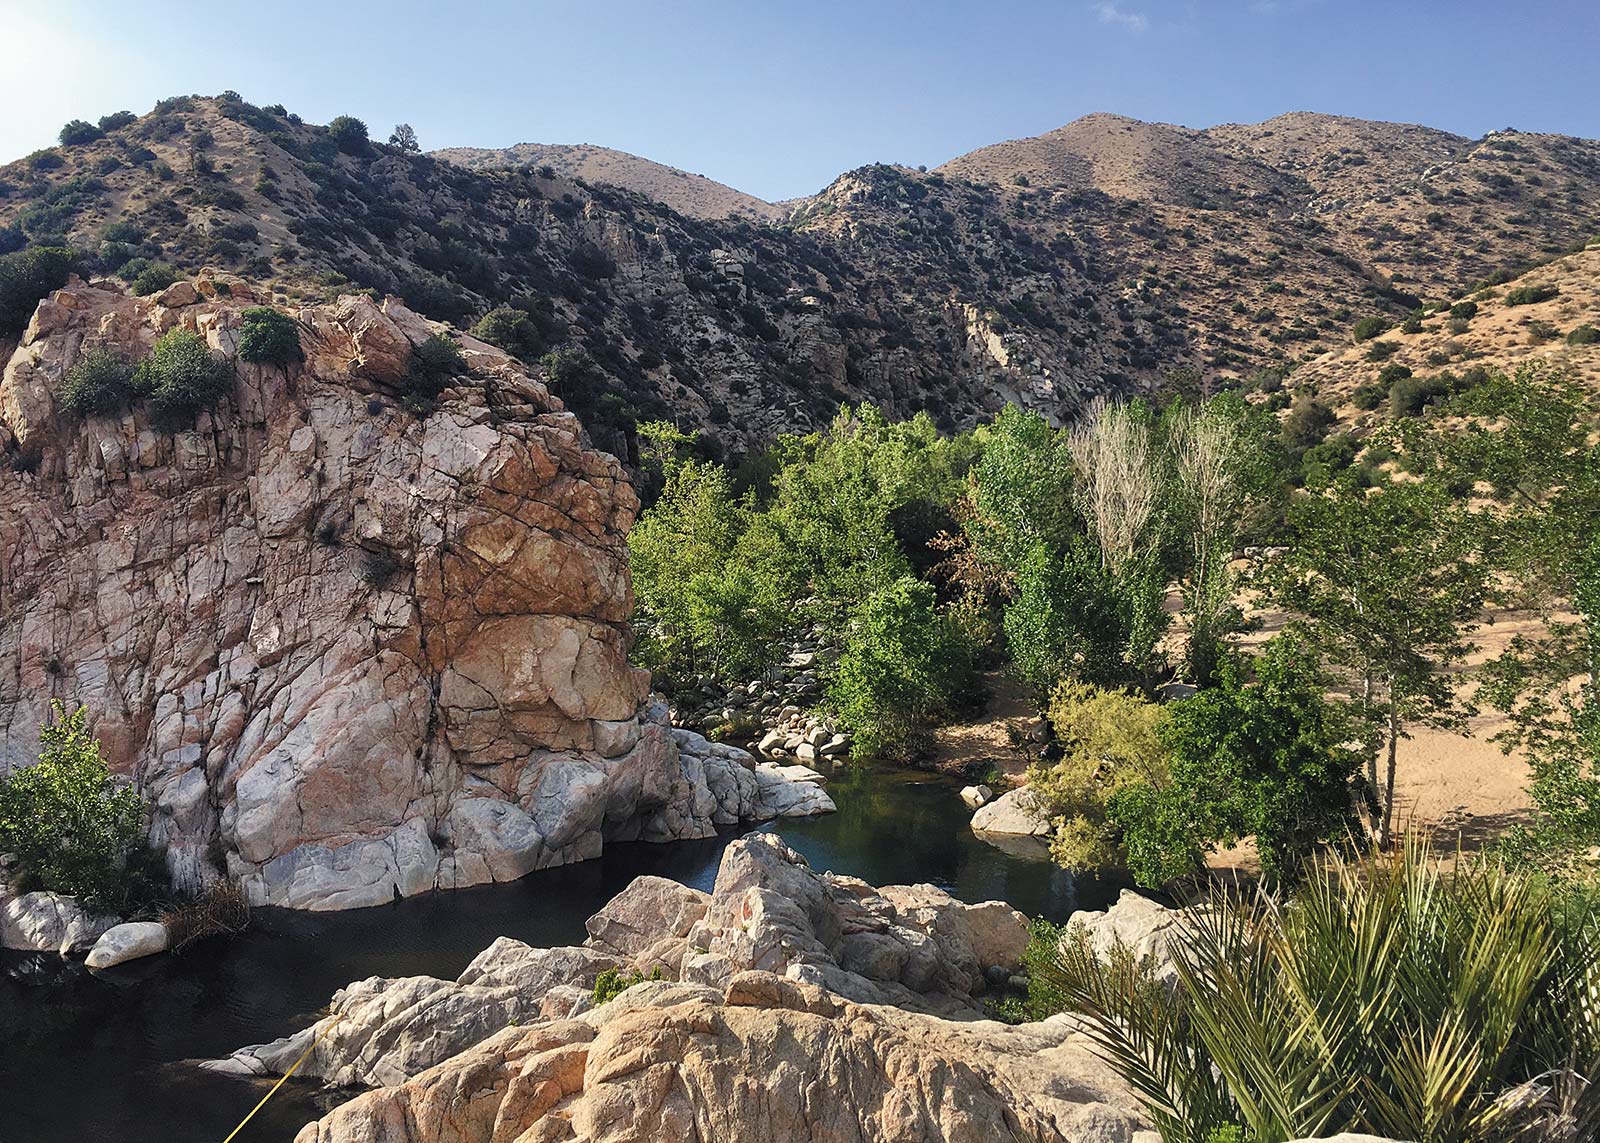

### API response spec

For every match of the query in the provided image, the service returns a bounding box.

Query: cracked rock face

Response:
[0,277,823,910]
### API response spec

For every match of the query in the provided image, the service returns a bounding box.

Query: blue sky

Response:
[4,0,1598,201]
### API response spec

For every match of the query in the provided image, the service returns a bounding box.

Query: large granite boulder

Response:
[84,921,169,968]
[1066,889,1188,987]
[0,280,831,911]
[971,786,1052,837]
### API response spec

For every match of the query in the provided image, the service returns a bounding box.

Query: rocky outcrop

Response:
[1066,889,1188,987]
[292,972,1153,1143]
[0,889,113,952]
[971,786,1052,837]
[213,835,1032,1089]
[0,278,829,911]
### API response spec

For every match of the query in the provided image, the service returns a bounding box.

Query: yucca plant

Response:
[1044,839,1600,1143]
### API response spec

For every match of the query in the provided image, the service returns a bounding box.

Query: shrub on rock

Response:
[59,347,135,416]
[129,262,181,296]
[237,306,303,366]
[132,327,233,423]
[0,245,77,336]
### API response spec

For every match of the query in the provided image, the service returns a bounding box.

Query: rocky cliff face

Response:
[0,277,828,910]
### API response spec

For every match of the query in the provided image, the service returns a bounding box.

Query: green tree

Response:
[1431,368,1600,872]
[387,123,421,153]
[0,703,154,908]
[326,115,370,154]
[1111,634,1368,886]
[628,459,794,681]
[1002,536,1127,690]
[59,119,102,146]
[828,576,972,760]
[1265,469,1488,849]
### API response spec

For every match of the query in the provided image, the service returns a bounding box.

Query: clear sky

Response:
[4,0,1598,201]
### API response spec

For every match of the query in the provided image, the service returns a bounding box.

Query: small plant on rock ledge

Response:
[236,306,304,367]
[592,965,665,1006]
[399,333,467,412]
[132,327,234,425]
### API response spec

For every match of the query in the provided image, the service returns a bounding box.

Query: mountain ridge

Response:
[4,94,1597,454]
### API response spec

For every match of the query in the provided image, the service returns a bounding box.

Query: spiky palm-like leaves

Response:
[1043,842,1600,1143]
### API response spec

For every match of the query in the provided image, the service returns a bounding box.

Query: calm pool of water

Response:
[0,765,1121,1142]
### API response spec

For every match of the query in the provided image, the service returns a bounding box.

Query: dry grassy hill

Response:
[431,141,786,222]
[938,112,1302,213]
[1295,245,1600,411]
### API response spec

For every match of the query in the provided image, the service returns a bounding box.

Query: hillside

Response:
[1294,244,1600,410]
[431,141,788,222]
[4,95,1598,457]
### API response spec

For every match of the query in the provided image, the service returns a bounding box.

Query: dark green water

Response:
[0,765,1120,1142]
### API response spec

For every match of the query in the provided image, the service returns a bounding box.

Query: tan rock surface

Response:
[292,972,1150,1143]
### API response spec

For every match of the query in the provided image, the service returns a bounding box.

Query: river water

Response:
[0,765,1122,1142]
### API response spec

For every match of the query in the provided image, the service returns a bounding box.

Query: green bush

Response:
[326,115,369,154]
[1389,374,1449,417]
[236,306,303,366]
[132,327,233,423]
[828,576,973,760]
[402,333,466,405]
[130,262,181,295]
[992,919,1069,1023]
[0,245,78,336]
[1113,635,1366,885]
[58,119,103,146]
[470,306,542,358]
[1449,300,1479,321]
[1351,315,1388,342]
[59,347,135,415]
[1567,323,1600,345]
[0,703,161,909]
[1350,383,1385,411]
[97,111,137,133]
[1505,283,1559,306]
[1364,339,1399,361]
[1029,679,1168,874]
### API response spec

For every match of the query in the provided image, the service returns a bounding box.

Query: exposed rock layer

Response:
[0,280,829,910]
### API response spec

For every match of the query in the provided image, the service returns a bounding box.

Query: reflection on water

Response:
[0,765,1119,1142]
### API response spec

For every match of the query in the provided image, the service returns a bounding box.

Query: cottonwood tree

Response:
[1266,468,1488,849]
[1419,367,1600,869]
[1067,398,1171,682]
[1166,394,1273,685]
